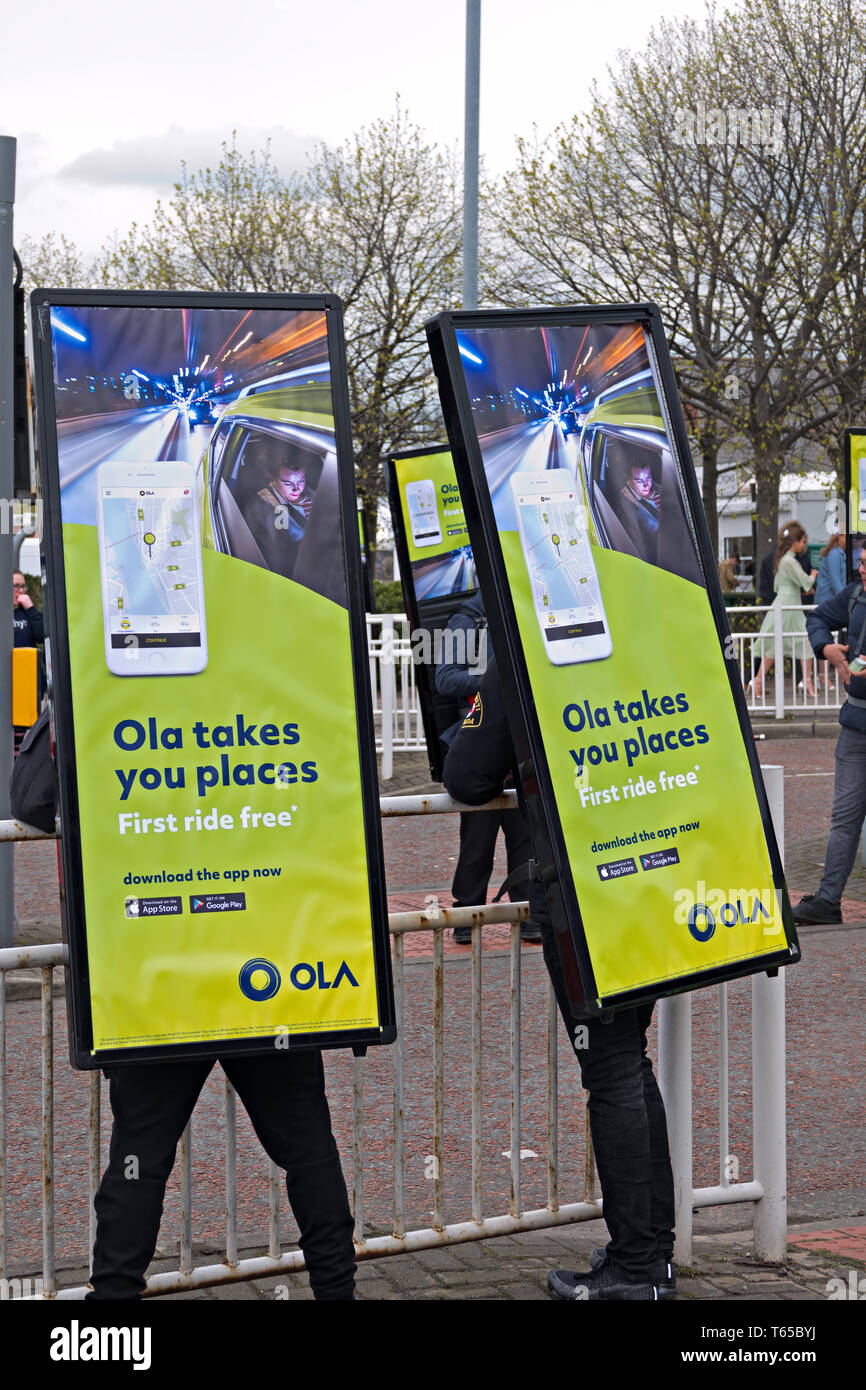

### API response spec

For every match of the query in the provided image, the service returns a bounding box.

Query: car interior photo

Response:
[205,415,347,607]
[581,425,704,587]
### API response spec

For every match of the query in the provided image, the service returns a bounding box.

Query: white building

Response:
[698,466,841,580]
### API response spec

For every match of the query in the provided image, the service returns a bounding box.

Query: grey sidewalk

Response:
[30,1213,864,1301]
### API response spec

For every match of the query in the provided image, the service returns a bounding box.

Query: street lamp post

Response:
[463,0,481,311]
[0,135,17,947]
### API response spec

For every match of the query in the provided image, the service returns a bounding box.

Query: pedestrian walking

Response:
[749,523,817,699]
[794,543,866,925]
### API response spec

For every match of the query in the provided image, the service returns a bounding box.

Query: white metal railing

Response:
[367,605,838,775]
[366,615,426,779]
[0,773,787,1297]
[730,603,843,720]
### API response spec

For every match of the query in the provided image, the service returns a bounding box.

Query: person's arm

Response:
[434,613,484,700]
[806,583,857,661]
[829,547,846,593]
[25,607,44,643]
[785,552,815,592]
[442,659,515,806]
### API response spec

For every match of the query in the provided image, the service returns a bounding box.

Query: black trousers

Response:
[576,1004,675,1280]
[451,807,532,908]
[88,1050,355,1300]
[536,893,675,1281]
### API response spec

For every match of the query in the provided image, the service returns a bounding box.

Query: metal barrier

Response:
[367,608,845,744]
[366,615,426,779]
[0,776,788,1298]
[730,604,842,719]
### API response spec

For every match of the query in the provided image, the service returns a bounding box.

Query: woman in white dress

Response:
[749,522,818,699]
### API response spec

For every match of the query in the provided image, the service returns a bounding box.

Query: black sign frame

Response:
[386,443,479,781]
[31,287,395,1067]
[427,302,800,1016]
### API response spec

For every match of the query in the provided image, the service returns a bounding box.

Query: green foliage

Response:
[723,592,762,634]
[373,579,406,615]
[21,574,43,610]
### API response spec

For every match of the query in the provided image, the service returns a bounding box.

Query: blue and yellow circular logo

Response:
[238,958,282,1001]
[687,905,716,943]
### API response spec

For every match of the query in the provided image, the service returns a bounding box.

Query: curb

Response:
[751,720,839,739]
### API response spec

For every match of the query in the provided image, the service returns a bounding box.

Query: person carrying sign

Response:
[793,543,866,925]
[442,658,675,1302]
[435,593,541,945]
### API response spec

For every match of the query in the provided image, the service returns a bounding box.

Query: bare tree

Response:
[301,104,462,534]
[89,109,462,546]
[95,139,310,293]
[489,0,866,557]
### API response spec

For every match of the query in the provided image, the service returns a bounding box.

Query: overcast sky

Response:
[3,0,714,256]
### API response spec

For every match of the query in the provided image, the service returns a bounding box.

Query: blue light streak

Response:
[50,314,87,344]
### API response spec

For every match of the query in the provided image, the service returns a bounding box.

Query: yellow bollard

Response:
[12,646,38,727]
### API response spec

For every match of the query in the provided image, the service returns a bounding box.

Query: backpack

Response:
[10,708,57,833]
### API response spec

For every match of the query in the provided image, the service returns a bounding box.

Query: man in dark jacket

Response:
[794,547,866,924]
[435,593,540,944]
[443,659,675,1302]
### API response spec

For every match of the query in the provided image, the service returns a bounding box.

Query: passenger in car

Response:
[617,460,660,563]
[244,448,315,579]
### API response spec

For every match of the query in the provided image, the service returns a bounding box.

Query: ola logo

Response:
[687,905,716,942]
[239,957,281,1001]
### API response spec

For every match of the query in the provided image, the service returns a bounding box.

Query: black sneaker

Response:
[591,1246,676,1300]
[792,894,842,925]
[520,921,542,943]
[547,1263,658,1301]
[452,926,472,945]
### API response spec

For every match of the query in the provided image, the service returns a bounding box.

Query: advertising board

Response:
[32,290,394,1064]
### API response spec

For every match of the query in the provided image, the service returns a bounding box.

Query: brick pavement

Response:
[6,736,866,1306]
[788,1225,866,1262]
[26,1217,864,1302]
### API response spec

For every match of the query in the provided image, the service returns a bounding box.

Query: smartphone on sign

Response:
[405,479,442,547]
[510,468,613,666]
[96,461,208,677]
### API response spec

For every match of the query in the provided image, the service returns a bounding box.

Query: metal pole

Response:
[12,520,35,568]
[0,138,16,949]
[753,761,787,1260]
[462,0,481,310]
[658,993,692,1264]
[773,608,785,719]
[380,614,395,782]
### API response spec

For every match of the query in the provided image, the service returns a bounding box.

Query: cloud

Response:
[58,124,321,188]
